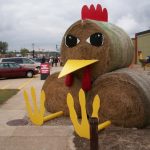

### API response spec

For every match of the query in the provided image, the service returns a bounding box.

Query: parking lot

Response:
[0,66,62,90]
[0,66,62,118]
[0,77,37,90]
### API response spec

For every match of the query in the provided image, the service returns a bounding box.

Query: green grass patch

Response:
[0,89,20,104]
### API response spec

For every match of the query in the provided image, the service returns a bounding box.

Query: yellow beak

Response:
[58,59,99,78]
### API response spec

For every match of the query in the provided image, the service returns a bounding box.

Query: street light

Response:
[32,43,35,58]
[56,44,60,52]
[15,50,16,57]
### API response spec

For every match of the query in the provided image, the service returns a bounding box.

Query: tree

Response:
[0,41,8,54]
[20,48,29,57]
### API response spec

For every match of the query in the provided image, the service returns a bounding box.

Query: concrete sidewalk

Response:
[0,66,76,150]
[0,126,75,150]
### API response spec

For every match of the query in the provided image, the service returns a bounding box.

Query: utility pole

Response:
[56,44,60,52]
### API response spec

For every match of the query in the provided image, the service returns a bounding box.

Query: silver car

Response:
[0,57,41,69]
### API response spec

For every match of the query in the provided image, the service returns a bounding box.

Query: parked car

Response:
[0,62,39,78]
[0,57,41,70]
[31,57,49,63]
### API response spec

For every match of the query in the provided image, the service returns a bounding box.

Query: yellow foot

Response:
[67,89,111,139]
[23,87,63,125]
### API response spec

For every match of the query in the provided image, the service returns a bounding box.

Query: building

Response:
[132,30,150,63]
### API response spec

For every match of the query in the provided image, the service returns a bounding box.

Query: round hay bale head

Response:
[61,20,134,79]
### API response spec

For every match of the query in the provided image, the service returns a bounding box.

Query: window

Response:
[23,58,34,64]
[9,63,20,68]
[2,58,23,64]
[0,63,9,68]
[0,63,4,68]
[2,59,13,62]
[14,58,23,64]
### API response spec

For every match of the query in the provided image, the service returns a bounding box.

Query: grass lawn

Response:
[0,89,20,104]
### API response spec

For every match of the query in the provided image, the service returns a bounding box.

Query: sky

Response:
[0,0,150,51]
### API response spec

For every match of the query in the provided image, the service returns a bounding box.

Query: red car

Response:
[0,62,39,78]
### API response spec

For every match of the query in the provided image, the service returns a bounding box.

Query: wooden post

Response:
[135,33,138,64]
[89,117,99,150]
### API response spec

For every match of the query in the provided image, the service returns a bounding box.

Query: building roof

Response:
[136,30,150,36]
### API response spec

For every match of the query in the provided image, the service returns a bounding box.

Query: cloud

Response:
[0,0,149,51]
[116,14,139,36]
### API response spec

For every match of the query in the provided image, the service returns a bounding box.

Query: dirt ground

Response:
[26,116,150,150]
[25,113,150,150]
[73,125,150,150]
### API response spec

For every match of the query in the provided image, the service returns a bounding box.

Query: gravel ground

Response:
[73,126,150,150]
[24,114,150,150]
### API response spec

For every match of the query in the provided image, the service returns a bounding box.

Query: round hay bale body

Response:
[61,20,134,79]
[42,73,81,116]
[87,69,150,128]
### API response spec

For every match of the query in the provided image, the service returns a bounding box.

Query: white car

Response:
[0,57,41,70]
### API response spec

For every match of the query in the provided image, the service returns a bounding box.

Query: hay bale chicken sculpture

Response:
[43,4,150,128]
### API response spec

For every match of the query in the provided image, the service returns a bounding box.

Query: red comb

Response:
[81,4,108,22]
